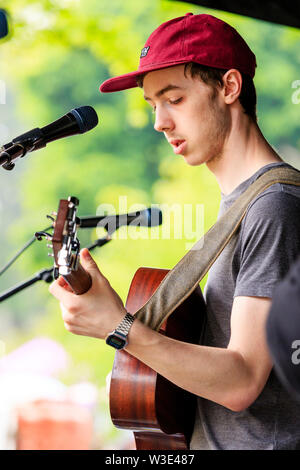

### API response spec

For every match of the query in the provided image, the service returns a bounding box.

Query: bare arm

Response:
[125,296,273,411]
[50,249,273,412]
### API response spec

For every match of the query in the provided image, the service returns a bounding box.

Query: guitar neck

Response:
[63,263,92,295]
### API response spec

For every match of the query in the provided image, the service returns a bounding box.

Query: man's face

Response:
[143,64,231,166]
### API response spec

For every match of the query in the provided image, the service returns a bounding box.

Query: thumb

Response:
[80,248,103,277]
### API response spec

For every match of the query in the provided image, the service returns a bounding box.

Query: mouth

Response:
[169,139,187,155]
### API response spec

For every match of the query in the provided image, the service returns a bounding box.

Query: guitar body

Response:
[109,267,206,450]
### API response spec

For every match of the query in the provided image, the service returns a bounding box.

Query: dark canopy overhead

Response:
[177,1,300,29]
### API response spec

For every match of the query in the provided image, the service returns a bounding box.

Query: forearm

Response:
[126,318,256,412]
[50,251,272,412]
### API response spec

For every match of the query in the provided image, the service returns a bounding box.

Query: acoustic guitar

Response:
[38,197,207,450]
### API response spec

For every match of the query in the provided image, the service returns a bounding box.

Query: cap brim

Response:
[100,70,142,93]
[99,60,192,93]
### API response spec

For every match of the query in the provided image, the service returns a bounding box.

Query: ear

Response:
[222,69,242,105]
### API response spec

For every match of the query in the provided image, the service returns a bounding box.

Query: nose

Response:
[154,106,174,133]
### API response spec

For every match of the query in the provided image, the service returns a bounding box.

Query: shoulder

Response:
[244,183,300,225]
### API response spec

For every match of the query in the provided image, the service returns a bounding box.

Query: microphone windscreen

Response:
[70,106,99,133]
[129,207,162,227]
[146,207,163,227]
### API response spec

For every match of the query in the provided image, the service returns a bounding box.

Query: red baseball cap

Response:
[100,13,256,93]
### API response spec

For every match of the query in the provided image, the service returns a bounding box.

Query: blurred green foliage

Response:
[0,0,299,448]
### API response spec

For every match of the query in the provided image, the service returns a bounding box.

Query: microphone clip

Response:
[0,143,26,170]
[0,130,44,170]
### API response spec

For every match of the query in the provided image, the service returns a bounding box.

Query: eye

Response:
[169,98,182,105]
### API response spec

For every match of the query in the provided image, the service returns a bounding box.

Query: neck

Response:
[206,112,282,195]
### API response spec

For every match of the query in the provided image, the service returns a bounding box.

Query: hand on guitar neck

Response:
[50,248,127,340]
[43,196,128,341]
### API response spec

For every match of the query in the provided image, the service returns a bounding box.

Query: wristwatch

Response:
[105,311,135,350]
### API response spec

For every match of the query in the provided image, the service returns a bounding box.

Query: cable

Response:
[0,225,52,277]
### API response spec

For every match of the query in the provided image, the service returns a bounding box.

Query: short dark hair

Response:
[136,62,257,122]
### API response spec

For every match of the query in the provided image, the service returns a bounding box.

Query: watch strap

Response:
[115,311,135,336]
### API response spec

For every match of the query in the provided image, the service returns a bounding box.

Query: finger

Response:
[60,302,76,324]
[80,248,104,278]
[57,276,74,293]
[49,278,75,302]
[57,276,68,287]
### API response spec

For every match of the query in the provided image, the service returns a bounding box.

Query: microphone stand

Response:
[0,206,162,302]
[0,234,112,303]
[0,135,42,171]
[0,268,54,302]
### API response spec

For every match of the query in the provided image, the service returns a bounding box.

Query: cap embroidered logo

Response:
[140,46,150,58]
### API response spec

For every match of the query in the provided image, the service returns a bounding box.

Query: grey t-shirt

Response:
[191,162,300,450]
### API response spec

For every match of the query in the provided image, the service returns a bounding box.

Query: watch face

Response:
[106,333,127,350]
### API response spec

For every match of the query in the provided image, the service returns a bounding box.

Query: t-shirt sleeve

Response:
[234,189,300,299]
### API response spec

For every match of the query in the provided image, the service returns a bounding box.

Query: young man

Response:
[50,14,300,449]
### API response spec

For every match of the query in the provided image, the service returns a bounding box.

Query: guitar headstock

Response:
[36,196,80,279]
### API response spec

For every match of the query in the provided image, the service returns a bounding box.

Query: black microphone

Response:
[79,207,163,231]
[0,106,98,170]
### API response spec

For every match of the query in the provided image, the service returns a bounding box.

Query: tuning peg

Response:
[35,231,53,241]
[35,232,43,241]
[47,253,54,257]
[68,196,79,207]
[47,243,53,249]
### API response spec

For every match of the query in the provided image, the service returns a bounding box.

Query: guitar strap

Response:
[135,166,300,331]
